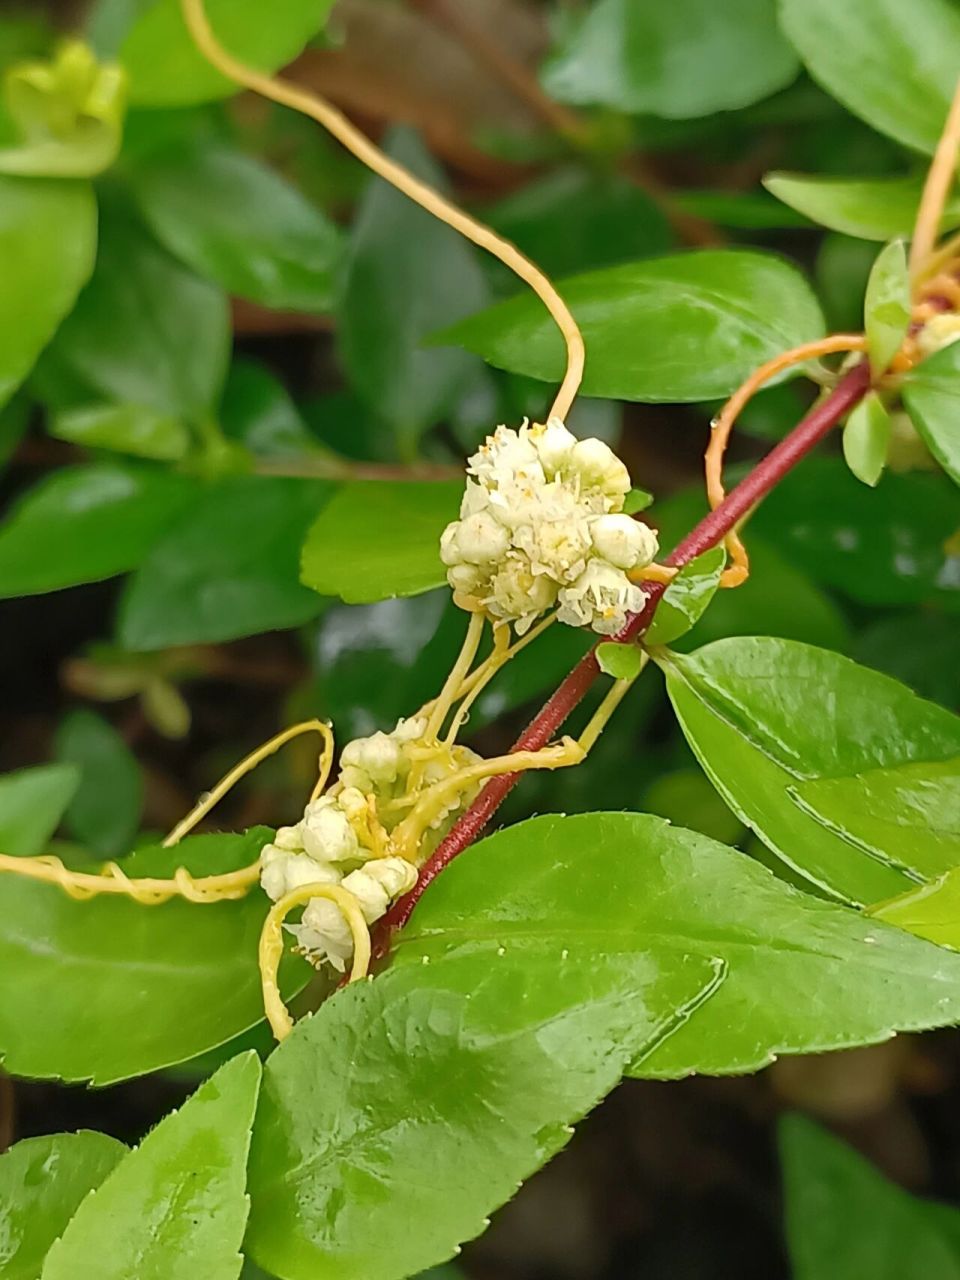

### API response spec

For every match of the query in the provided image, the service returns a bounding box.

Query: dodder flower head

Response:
[441,419,657,634]
[259,716,481,971]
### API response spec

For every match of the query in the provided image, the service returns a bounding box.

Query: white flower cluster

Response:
[259,717,480,970]
[440,419,658,635]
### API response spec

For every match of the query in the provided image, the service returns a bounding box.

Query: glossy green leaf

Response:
[779,0,960,154]
[0,1132,127,1280]
[0,176,96,409]
[0,763,79,857]
[338,128,491,450]
[0,463,196,598]
[596,641,644,681]
[871,863,960,948]
[0,40,126,177]
[751,458,960,610]
[842,391,891,487]
[119,476,332,649]
[404,813,960,1081]
[0,828,307,1083]
[50,402,190,461]
[247,867,721,1277]
[437,250,825,403]
[903,340,960,486]
[793,756,960,885]
[119,0,336,106]
[131,139,341,312]
[54,709,143,857]
[645,546,725,646]
[484,168,672,279]
[41,1054,261,1280]
[673,187,809,231]
[543,0,799,119]
[781,1114,960,1279]
[662,638,960,905]
[52,200,230,420]
[300,480,461,603]
[221,360,324,458]
[763,172,960,241]
[864,240,910,377]
[623,487,653,514]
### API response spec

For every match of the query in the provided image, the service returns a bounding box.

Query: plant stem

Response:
[382,359,871,937]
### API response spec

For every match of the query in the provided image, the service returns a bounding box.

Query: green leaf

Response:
[0,763,79,856]
[436,250,825,403]
[763,172,960,241]
[119,0,336,107]
[0,176,96,410]
[0,1132,127,1280]
[220,359,324,458]
[0,463,196,598]
[864,240,910,377]
[623,487,654,514]
[50,402,190,461]
[300,480,461,604]
[645,545,725,647]
[41,1054,261,1280]
[842,391,891,487]
[781,1114,960,1279]
[750,458,960,610]
[871,862,960,948]
[131,138,341,313]
[483,168,673,279]
[596,641,644,680]
[246,884,721,1277]
[119,476,332,649]
[792,756,960,887]
[0,828,306,1083]
[778,0,960,154]
[543,0,799,119]
[0,39,126,177]
[405,812,960,1080]
[52,198,230,420]
[903,340,960,486]
[337,128,491,450]
[661,637,960,905]
[54,709,143,857]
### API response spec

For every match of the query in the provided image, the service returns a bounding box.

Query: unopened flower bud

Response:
[340,730,402,785]
[569,437,630,501]
[301,797,359,863]
[590,514,659,570]
[455,511,510,564]
[530,417,576,475]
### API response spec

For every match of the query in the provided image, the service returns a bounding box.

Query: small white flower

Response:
[259,848,339,902]
[340,729,403,787]
[272,825,303,852]
[557,560,646,636]
[300,796,360,864]
[529,417,576,475]
[454,510,511,564]
[342,856,418,923]
[568,438,630,505]
[485,556,557,633]
[294,898,354,971]
[590,514,659,570]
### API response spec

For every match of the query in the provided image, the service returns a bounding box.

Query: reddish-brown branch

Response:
[380,360,870,942]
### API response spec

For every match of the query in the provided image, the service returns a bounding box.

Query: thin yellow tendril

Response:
[578,658,648,755]
[706,334,868,588]
[259,881,371,1041]
[391,738,584,859]
[914,229,960,286]
[910,76,960,285]
[0,852,261,905]
[163,719,334,847]
[444,620,510,744]
[423,612,486,743]
[179,0,585,423]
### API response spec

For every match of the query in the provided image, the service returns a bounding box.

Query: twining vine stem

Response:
[382,359,872,938]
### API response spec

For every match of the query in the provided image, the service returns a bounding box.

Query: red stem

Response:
[382,360,870,938]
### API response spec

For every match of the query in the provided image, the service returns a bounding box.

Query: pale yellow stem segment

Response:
[179,0,585,422]
[0,852,261,905]
[910,76,960,284]
[705,334,867,588]
[259,881,372,1040]
[424,612,486,743]
[578,660,647,756]
[163,719,334,847]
